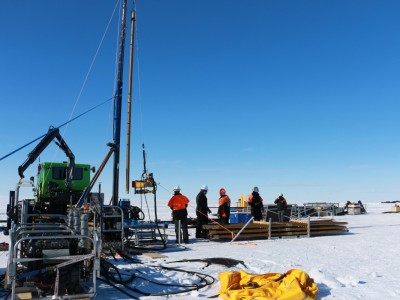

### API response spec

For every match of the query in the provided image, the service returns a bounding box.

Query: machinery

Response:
[5,127,101,299]
[4,126,154,298]
[3,2,163,298]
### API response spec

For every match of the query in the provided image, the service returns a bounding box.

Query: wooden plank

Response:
[289,219,307,223]
[271,224,304,228]
[142,252,168,259]
[207,231,267,236]
[204,218,349,240]
[212,233,268,239]
[271,231,307,235]
[206,226,269,230]
[203,223,269,229]
[311,224,348,228]
[271,232,308,237]
[271,231,307,236]
[206,225,269,230]
[15,293,32,300]
[271,228,307,234]
[204,227,268,232]
[290,219,348,225]
[207,228,269,234]
[271,226,305,230]
[310,226,347,230]
[207,228,268,237]
[311,221,348,225]
[203,222,269,229]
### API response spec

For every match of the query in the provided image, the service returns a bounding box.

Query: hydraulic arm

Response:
[18,126,75,188]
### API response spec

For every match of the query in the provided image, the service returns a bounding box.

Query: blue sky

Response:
[1,0,400,207]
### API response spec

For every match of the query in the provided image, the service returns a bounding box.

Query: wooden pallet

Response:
[290,219,348,236]
[202,218,348,240]
[269,222,307,237]
[203,223,269,239]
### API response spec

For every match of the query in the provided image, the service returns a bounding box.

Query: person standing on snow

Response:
[248,186,264,221]
[218,188,231,224]
[196,185,211,238]
[274,193,287,222]
[168,186,190,243]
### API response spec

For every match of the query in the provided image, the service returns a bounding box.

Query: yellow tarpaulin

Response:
[219,269,318,300]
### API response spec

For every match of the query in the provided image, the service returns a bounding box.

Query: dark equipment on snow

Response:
[166,257,247,269]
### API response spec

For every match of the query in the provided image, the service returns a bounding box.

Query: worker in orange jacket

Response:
[218,188,231,224]
[168,186,190,243]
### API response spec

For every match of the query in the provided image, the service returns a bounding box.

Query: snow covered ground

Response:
[1,202,399,299]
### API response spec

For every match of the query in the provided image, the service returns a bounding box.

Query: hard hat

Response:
[253,186,259,193]
[279,193,283,197]
[201,184,208,191]
[173,185,181,192]
[220,188,226,195]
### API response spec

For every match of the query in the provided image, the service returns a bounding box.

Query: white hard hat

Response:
[201,184,208,191]
[253,186,259,193]
[279,193,283,197]
[173,185,181,192]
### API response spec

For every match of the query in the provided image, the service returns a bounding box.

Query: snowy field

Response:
[0,202,399,299]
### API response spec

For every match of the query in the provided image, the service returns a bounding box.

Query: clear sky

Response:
[1,0,399,207]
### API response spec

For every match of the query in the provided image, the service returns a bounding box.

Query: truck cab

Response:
[35,162,91,214]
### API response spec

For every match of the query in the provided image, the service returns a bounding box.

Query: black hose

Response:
[100,259,136,286]
[113,250,216,296]
[0,288,11,300]
[97,277,139,299]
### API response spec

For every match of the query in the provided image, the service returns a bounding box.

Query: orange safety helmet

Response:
[219,188,226,195]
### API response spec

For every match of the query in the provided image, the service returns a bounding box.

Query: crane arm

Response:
[18,126,75,188]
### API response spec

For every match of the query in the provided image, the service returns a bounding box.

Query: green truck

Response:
[35,161,91,214]
[14,126,92,214]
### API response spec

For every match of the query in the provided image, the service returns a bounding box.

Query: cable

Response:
[0,97,113,162]
[108,251,216,297]
[97,277,139,300]
[67,0,120,127]
[0,288,11,300]
[100,259,136,286]
[1,0,122,163]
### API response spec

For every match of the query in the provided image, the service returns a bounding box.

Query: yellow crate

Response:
[391,205,400,213]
